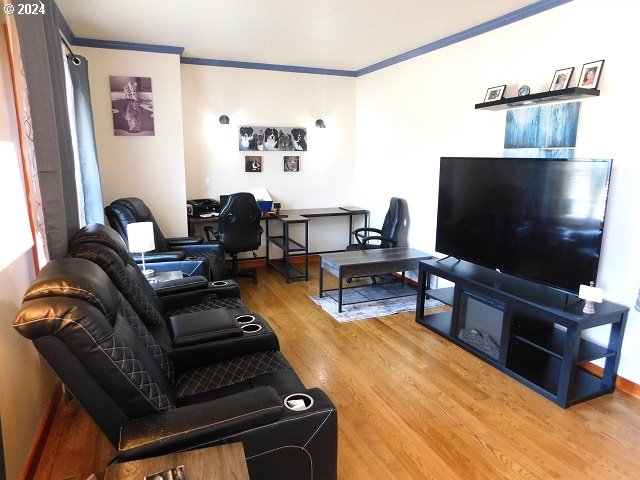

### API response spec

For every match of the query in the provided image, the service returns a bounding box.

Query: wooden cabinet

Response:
[415,258,628,408]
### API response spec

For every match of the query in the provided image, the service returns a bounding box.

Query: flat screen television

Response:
[435,157,612,294]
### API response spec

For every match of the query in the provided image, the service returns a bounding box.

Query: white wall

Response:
[77,47,189,236]
[354,0,640,383]
[180,65,357,253]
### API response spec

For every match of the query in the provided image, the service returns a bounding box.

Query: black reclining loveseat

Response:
[13,246,338,479]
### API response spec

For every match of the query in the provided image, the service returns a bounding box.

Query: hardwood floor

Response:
[34,262,640,479]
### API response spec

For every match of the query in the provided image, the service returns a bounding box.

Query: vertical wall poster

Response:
[503,102,580,158]
[110,76,155,136]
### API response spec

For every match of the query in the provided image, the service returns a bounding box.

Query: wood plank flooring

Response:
[33,262,640,479]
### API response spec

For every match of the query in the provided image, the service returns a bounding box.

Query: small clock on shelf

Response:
[518,85,531,96]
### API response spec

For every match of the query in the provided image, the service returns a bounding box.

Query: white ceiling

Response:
[56,0,549,72]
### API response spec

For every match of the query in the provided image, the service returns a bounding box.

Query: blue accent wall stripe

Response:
[180,57,357,77]
[70,37,184,56]
[356,0,573,76]
[61,0,572,77]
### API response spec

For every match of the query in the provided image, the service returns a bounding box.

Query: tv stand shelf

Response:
[415,258,628,408]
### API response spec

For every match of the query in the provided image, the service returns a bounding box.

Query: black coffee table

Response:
[319,248,433,312]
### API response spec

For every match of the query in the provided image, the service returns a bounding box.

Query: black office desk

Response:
[188,207,369,281]
[265,206,369,281]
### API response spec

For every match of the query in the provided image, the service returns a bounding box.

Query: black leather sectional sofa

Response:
[13,224,338,480]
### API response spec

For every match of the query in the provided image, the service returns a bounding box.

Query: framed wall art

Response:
[549,67,574,91]
[239,126,307,151]
[284,156,300,172]
[245,156,262,172]
[110,76,154,136]
[484,85,506,102]
[578,59,604,89]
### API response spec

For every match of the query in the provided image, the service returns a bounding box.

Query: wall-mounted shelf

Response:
[475,87,600,111]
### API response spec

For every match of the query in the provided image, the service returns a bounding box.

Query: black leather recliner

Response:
[14,258,338,480]
[67,223,280,367]
[105,197,226,281]
[215,192,264,282]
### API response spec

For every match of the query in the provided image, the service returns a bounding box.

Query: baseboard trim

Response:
[20,382,62,480]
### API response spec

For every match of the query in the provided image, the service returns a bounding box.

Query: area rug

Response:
[310,285,443,323]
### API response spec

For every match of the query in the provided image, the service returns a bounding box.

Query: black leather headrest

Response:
[22,257,119,323]
[69,223,132,264]
[113,197,153,222]
[104,204,136,242]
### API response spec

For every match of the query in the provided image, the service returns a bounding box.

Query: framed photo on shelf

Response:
[484,85,506,102]
[549,67,574,91]
[577,59,604,89]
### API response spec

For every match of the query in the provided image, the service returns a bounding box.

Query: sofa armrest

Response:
[118,386,283,461]
[168,309,242,347]
[133,251,186,263]
[159,281,241,311]
[151,276,209,295]
[179,243,224,255]
[166,236,203,246]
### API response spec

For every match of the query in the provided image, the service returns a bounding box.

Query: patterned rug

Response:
[310,284,443,323]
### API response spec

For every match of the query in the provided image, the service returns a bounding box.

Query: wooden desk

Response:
[104,443,249,480]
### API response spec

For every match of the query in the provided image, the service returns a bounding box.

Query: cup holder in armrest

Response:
[284,393,314,411]
[236,314,256,325]
[241,322,262,333]
[211,280,229,287]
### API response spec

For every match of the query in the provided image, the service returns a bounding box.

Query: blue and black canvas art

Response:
[504,102,580,150]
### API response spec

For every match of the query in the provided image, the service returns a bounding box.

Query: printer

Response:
[186,198,219,216]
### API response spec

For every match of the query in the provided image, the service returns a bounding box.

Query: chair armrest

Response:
[167,236,203,246]
[118,386,283,461]
[353,227,383,235]
[204,225,219,243]
[361,234,395,245]
[178,243,224,255]
[134,251,186,263]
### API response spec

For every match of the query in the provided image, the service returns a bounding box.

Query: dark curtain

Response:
[67,54,104,224]
[15,1,79,259]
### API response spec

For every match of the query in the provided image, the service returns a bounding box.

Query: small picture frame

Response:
[549,67,574,91]
[484,85,506,102]
[577,60,604,89]
[245,156,262,172]
[283,156,300,172]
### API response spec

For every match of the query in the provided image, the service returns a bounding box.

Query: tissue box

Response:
[257,200,273,212]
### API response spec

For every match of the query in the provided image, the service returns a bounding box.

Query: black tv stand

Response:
[415,258,628,408]
[436,255,459,263]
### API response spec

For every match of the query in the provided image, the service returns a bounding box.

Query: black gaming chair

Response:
[347,197,404,251]
[346,197,405,283]
[14,258,338,480]
[105,197,226,280]
[215,192,264,282]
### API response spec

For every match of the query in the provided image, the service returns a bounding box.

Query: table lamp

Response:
[126,221,155,278]
[579,281,603,314]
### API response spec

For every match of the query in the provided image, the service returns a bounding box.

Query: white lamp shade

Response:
[578,283,603,303]
[126,222,155,253]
